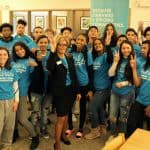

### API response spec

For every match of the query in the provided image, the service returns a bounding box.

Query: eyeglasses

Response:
[58,43,67,47]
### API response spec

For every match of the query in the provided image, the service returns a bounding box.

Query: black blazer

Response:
[46,52,79,96]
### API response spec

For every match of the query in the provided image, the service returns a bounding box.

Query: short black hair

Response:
[117,34,127,41]
[36,35,49,44]
[17,19,27,26]
[126,28,138,36]
[0,23,13,32]
[143,26,150,37]
[87,26,98,34]
[60,27,72,34]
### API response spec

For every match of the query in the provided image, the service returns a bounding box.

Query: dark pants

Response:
[127,101,150,137]
[79,85,89,129]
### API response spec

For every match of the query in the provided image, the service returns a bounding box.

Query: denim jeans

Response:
[41,94,53,130]
[90,89,110,128]
[109,90,135,135]
[17,96,36,137]
[30,93,52,132]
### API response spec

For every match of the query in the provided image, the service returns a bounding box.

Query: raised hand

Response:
[130,55,136,70]
[114,51,120,64]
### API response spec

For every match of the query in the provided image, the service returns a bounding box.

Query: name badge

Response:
[56,60,62,65]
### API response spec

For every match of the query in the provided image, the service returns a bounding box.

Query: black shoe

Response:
[61,137,71,145]
[13,129,19,143]
[30,135,39,150]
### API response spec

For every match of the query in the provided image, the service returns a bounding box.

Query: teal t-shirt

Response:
[112,58,140,95]
[27,41,38,50]
[72,51,93,86]
[12,58,34,96]
[60,57,72,86]
[93,53,111,91]
[0,66,19,100]
[14,34,33,45]
[0,37,16,56]
[133,44,141,59]
[136,66,150,106]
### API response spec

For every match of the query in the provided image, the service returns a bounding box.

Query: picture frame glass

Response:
[81,16,90,30]
[35,16,44,28]
[56,16,67,29]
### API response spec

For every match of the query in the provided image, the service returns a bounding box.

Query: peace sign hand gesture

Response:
[130,55,136,70]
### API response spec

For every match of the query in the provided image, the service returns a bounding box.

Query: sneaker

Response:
[30,135,39,150]
[41,130,50,139]
[65,129,74,137]
[72,114,77,122]
[100,125,107,135]
[27,136,32,140]
[84,127,101,140]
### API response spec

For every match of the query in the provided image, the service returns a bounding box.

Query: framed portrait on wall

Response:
[80,16,90,30]
[56,16,67,29]
[35,16,44,28]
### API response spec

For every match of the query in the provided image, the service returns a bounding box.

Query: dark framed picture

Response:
[80,16,90,30]
[56,16,67,29]
[35,16,44,28]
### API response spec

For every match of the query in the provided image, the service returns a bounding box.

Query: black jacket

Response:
[47,53,79,96]
[30,60,45,94]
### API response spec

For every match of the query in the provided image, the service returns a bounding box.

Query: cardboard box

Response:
[119,128,150,150]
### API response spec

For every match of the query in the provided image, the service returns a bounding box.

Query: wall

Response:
[0,0,90,10]
[129,0,150,30]
[1,0,150,31]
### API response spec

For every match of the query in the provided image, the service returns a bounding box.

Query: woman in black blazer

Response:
[47,37,80,150]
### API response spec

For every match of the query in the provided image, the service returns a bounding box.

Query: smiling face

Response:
[37,37,49,52]
[0,49,9,67]
[57,38,68,55]
[14,45,26,58]
[76,34,87,51]
[93,39,104,54]
[121,43,132,58]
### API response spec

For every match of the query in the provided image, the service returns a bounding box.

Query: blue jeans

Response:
[30,93,52,132]
[109,90,135,135]
[41,94,53,130]
[91,89,110,128]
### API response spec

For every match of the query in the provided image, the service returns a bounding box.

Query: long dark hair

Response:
[92,38,105,60]
[144,40,150,70]
[0,47,11,70]
[116,40,135,84]
[103,23,118,47]
[12,41,34,62]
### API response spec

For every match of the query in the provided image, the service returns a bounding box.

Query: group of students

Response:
[0,18,150,150]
